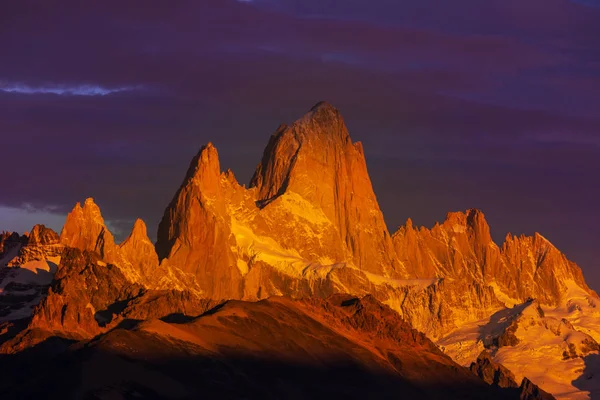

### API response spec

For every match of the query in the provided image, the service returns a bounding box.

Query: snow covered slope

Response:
[438,287,600,399]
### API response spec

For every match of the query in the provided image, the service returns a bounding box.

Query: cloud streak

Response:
[0,82,140,96]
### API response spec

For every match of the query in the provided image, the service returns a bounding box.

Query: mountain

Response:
[0,102,598,399]
[392,209,594,306]
[0,225,62,322]
[155,102,405,301]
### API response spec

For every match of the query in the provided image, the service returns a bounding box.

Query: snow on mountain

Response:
[1,102,597,399]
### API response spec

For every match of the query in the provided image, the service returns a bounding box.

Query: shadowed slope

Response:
[0,295,522,399]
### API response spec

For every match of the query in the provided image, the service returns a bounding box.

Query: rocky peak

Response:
[469,351,556,400]
[249,102,402,276]
[155,140,243,299]
[60,198,118,263]
[469,350,519,388]
[27,225,60,246]
[120,219,154,255]
[124,219,149,244]
[249,101,352,205]
[442,209,492,245]
[182,142,222,197]
[519,378,556,400]
[0,232,23,260]
[500,231,593,305]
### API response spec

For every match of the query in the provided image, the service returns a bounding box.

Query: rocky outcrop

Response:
[9,248,215,345]
[27,224,59,246]
[470,351,519,388]
[500,232,592,306]
[29,248,144,339]
[469,351,556,400]
[0,232,24,266]
[156,143,245,299]
[7,225,63,267]
[59,201,201,294]
[519,378,556,400]
[60,198,119,263]
[118,219,158,280]
[0,226,63,322]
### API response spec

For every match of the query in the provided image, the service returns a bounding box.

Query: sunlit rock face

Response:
[250,102,403,277]
[156,102,406,301]
[22,248,215,343]
[60,198,120,263]
[392,209,595,308]
[58,200,201,294]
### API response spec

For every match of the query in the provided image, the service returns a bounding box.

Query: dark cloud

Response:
[1,0,599,289]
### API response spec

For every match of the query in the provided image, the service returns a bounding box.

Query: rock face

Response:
[59,201,201,294]
[60,198,119,263]
[155,143,245,300]
[118,219,158,280]
[392,209,595,307]
[9,248,215,344]
[249,102,403,276]
[27,224,60,247]
[156,103,405,301]
[519,378,556,400]
[28,248,142,339]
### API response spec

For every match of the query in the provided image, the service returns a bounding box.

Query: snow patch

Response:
[230,214,306,277]
[363,271,439,289]
[278,191,331,226]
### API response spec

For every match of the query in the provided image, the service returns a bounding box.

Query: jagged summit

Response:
[250,100,354,204]
[185,142,221,185]
[121,219,150,245]
[27,224,60,246]
[60,197,118,263]
[155,102,405,299]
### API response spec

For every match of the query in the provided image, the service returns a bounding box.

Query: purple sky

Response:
[2,0,600,290]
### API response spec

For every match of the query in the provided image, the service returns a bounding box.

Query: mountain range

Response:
[0,102,597,399]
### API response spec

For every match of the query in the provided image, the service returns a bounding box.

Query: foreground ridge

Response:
[0,295,546,399]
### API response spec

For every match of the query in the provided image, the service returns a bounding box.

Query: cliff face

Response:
[156,102,405,301]
[249,102,403,277]
[155,143,245,299]
[60,198,118,263]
